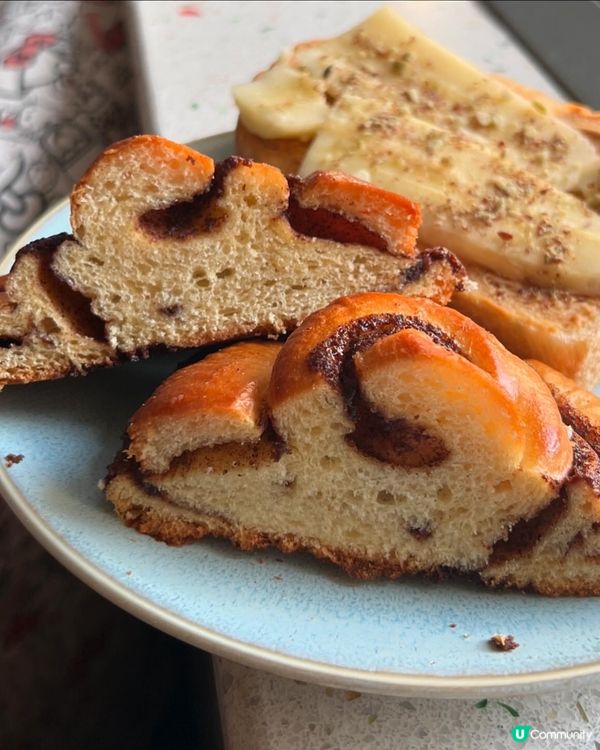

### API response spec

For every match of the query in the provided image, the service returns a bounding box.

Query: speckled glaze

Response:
[1,136,600,696]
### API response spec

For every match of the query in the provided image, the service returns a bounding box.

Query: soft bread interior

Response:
[52,136,442,353]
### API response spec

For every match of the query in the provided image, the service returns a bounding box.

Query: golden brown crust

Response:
[289,171,421,258]
[127,341,282,473]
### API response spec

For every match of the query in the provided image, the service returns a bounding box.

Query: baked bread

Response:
[0,135,466,388]
[482,360,600,596]
[106,292,583,588]
[233,8,600,388]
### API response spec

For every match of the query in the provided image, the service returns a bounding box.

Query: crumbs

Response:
[448,625,519,651]
[4,453,24,468]
[489,633,519,651]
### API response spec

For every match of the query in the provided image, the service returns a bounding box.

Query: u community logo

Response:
[511,725,593,743]
[512,726,531,743]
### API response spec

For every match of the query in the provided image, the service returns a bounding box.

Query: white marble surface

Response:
[129,2,599,747]
[215,657,600,750]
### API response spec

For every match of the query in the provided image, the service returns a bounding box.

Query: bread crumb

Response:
[4,453,24,468]
[489,633,519,651]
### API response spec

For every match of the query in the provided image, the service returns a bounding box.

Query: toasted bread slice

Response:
[0,135,465,387]
[233,9,600,387]
[106,293,576,584]
[452,265,600,390]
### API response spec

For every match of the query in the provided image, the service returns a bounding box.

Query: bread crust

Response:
[128,341,282,473]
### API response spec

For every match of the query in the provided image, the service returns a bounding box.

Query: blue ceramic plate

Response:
[1,134,599,698]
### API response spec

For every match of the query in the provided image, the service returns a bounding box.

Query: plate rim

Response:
[4,446,600,698]
[2,142,600,697]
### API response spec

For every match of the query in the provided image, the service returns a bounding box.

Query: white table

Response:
[128,2,600,748]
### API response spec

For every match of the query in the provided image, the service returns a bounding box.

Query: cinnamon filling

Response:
[165,433,283,476]
[308,313,460,389]
[348,395,449,467]
[490,433,600,565]
[401,246,466,284]
[308,313,456,467]
[139,156,251,239]
[17,234,107,342]
[140,192,226,239]
[570,432,600,492]
[488,491,568,564]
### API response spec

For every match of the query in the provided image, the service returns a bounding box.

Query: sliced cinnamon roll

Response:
[0,135,465,388]
[106,292,575,583]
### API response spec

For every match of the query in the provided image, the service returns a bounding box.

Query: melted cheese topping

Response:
[234,8,600,293]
